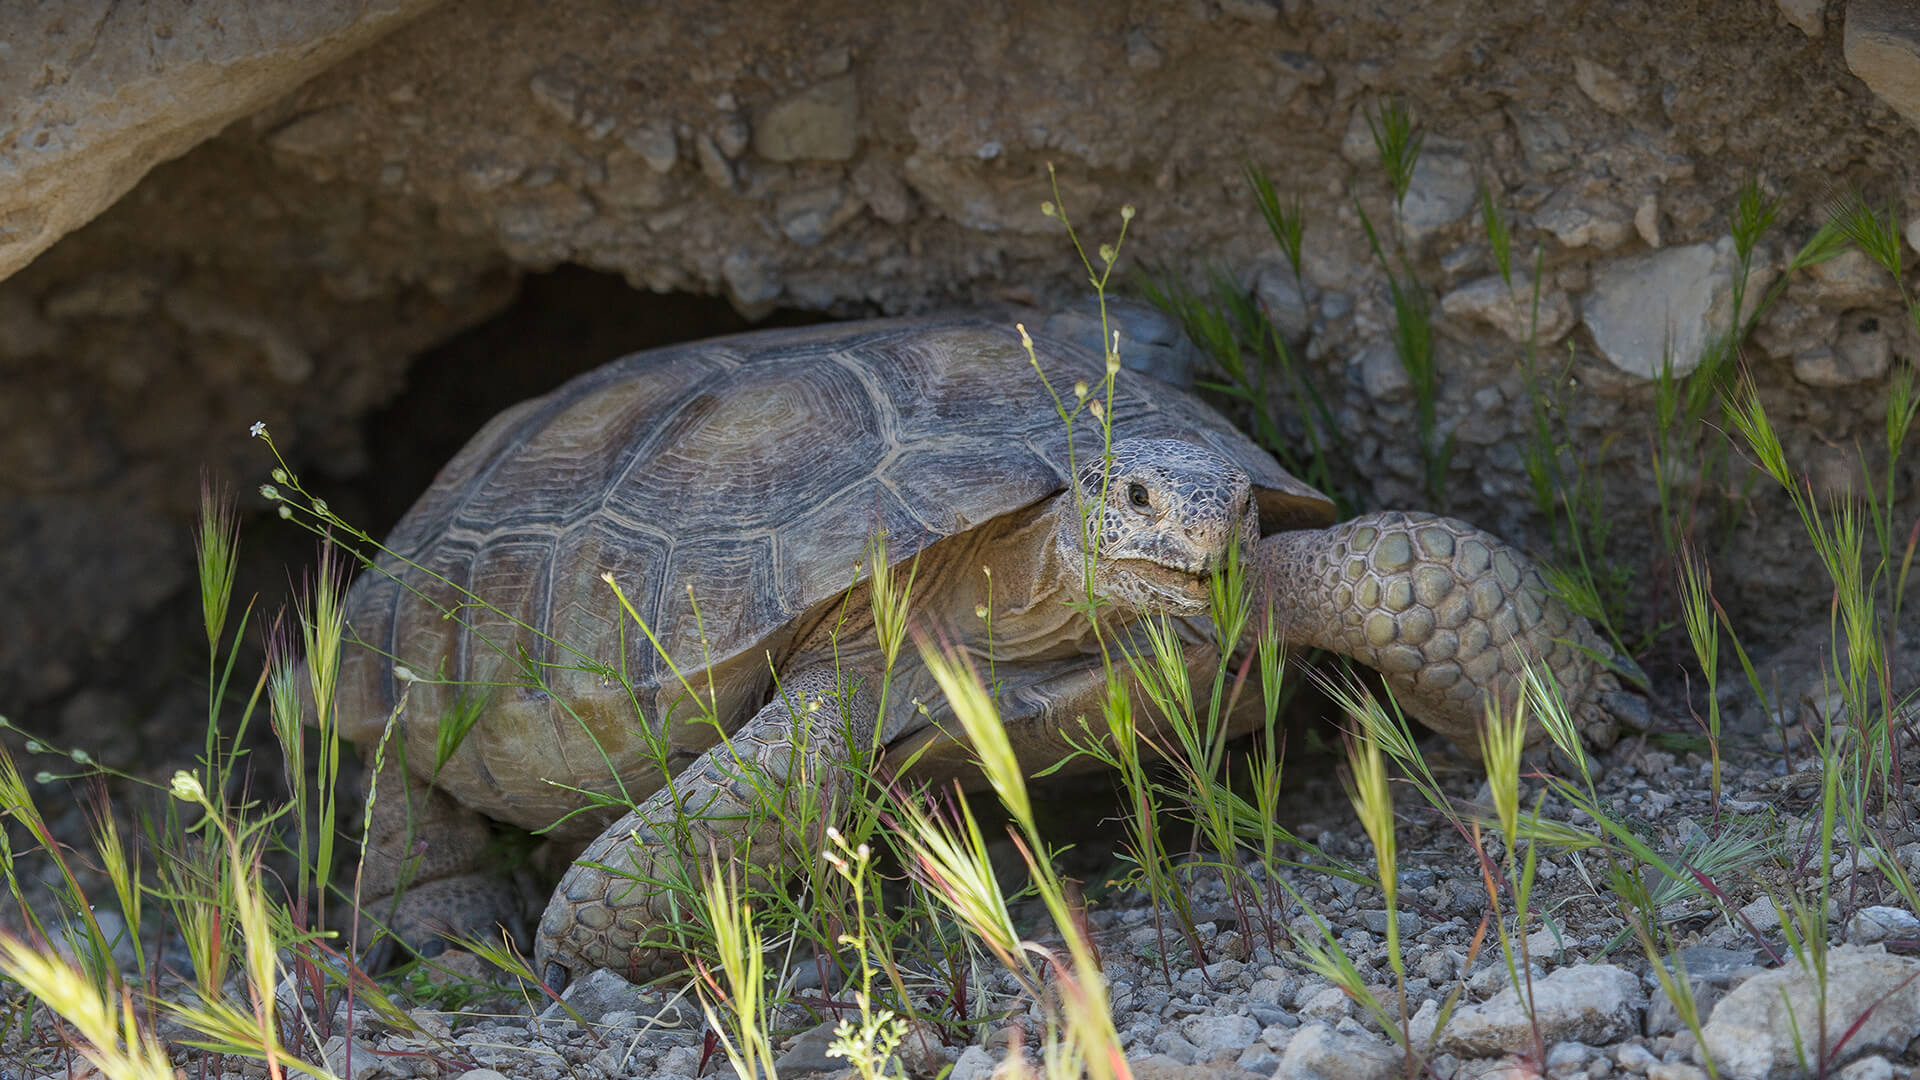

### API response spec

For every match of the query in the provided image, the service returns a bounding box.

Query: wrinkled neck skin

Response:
[1249,527,1337,650]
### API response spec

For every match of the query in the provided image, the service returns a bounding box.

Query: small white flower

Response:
[311,498,330,519]
[169,770,205,803]
[393,665,418,684]
[33,771,53,785]
[277,505,292,519]
[69,749,90,765]
[259,484,280,500]
[824,826,842,843]
[271,468,288,483]
[249,421,268,439]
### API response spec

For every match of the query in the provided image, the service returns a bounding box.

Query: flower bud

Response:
[170,770,205,803]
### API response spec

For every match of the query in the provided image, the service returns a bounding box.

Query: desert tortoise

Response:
[330,313,1636,988]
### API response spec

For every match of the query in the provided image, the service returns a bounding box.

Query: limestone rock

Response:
[1846,0,1920,131]
[1535,186,1635,250]
[1845,904,1920,944]
[1182,1014,1261,1054]
[0,0,441,282]
[1355,343,1412,403]
[1440,274,1577,344]
[1583,239,1773,378]
[772,1020,841,1075]
[1401,152,1478,246]
[1273,1023,1400,1080]
[1806,249,1900,309]
[1438,964,1644,1057]
[1697,946,1920,1080]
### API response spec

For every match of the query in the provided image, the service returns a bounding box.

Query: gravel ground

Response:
[7,630,1920,1080]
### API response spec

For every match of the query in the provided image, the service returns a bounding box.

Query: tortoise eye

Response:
[1127,482,1151,509]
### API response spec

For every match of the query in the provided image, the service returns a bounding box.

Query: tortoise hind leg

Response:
[534,664,877,989]
[354,758,531,964]
[1255,511,1648,750]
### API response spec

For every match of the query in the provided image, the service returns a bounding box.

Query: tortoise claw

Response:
[543,961,571,995]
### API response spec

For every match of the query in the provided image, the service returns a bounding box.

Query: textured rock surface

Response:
[1438,964,1645,1057]
[1697,946,1920,1080]
[1845,0,1920,131]
[0,0,444,281]
[1273,1023,1401,1080]
[3,0,1920,760]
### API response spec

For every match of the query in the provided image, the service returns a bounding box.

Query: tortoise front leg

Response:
[1255,511,1645,750]
[355,757,531,965]
[534,665,877,989]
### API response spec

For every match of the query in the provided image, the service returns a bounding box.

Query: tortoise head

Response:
[1057,437,1258,616]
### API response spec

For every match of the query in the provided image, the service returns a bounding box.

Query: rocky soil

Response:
[5,624,1920,1080]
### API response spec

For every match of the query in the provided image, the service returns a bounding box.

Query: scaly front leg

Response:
[1254,511,1645,750]
[533,665,877,989]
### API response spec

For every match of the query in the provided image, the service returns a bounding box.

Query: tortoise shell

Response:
[334,316,1334,833]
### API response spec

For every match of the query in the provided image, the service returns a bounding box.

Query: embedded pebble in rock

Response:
[1400,152,1478,246]
[1635,192,1662,246]
[949,1045,998,1080]
[1812,311,1897,387]
[776,185,859,247]
[537,966,640,1023]
[1644,977,1718,1036]
[1648,1065,1708,1080]
[1670,946,1765,986]
[1359,909,1420,937]
[1778,0,1825,36]
[320,1035,388,1079]
[1238,1043,1283,1073]
[456,1072,510,1080]
[773,1020,843,1074]
[622,120,678,173]
[1254,263,1318,341]
[1182,1013,1261,1055]
[1273,1022,1401,1080]
[1616,1044,1660,1073]
[1806,249,1900,308]
[754,75,860,161]
[1300,985,1355,1023]
[1356,342,1413,403]
[1582,240,1772,377]
[1439,274,1577,344]
[1846,904,1920,943]
[1839,1056,1895,1080]
[1845,0,1920,131]
[1573,57,1639,114]
[1697,946,1920,1080]
[1154,1030,1205,1064]
[1439,963,1643,1058]
[1546,1041,1596,1080]
[1535,186,1636,250]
